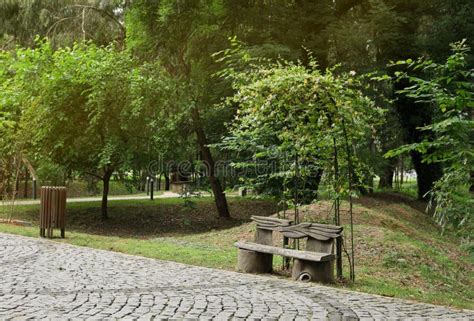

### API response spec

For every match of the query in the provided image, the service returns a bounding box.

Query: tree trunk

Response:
[393,75,443,200]
[24,168,29,198]
[300,168,323,204]
[164,173,170,191]
[378,162,395,189]
[352,168,370,195]
[140,170,146,191]
[221,174,227,192]
[191,106,230,218]
[470,172,474,193]
[366,139,377,194]
[399,157,404,186]
[101,168,113,220]
[411,151,442,200]
[15,174,19,196]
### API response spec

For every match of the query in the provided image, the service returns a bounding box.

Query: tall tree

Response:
[125,0,344,211]
[329,0,474,198]
[126,0,233,217]
[388,40,473,229]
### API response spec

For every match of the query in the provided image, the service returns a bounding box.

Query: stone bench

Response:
[235,216,342,283]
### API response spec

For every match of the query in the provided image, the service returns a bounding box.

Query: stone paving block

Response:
[0,233,473,320]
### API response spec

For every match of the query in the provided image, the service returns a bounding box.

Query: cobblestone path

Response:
[0,233,472,320]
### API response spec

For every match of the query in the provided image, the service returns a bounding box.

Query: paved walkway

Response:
[8,191,183,206]
[0,233,472,320]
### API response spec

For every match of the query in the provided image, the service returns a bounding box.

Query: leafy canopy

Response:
[220,55,383,206]
[387,40,473,230]
[0,39,182,200]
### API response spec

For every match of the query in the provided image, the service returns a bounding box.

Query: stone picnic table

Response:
[0,233,472,320]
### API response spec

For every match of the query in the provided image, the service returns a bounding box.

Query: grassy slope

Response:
[0,195,472,309]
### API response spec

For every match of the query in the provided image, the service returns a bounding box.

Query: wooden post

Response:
[39,187,45,237]
[58,187,66,238]
[50,187,56,238]
[46,188,51,238]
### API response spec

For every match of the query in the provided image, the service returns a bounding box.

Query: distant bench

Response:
[235,216,343,283]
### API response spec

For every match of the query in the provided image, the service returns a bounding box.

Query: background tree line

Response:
[0,0,472,231]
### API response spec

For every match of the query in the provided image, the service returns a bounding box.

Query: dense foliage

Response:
[387,41,473,231]
[220,55,382,207]
[1,40,182,218]
[0,0,472,233]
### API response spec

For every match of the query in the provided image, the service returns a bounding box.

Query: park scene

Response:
[0,0,473,320]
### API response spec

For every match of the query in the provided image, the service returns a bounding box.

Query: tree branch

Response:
[84,171,104,180]
[47,15,81,38]
[65,4,126,42]
[335,0,363,16]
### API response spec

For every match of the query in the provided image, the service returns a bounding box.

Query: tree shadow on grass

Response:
[358,192,429,214]
[20,198,278,238]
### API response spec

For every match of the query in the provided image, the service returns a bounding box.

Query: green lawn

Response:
[0,197,275,270]
[0,195,472,309]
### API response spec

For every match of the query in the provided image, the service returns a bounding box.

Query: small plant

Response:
[383,251,408,269]
[179,183,201,210]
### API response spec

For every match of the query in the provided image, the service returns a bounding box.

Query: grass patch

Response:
[0,197,277,271]
[2,197,278,237]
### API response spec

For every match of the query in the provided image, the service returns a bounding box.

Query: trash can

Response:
[40,186,66,238]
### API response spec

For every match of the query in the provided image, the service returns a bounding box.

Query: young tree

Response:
[0,44,38,201]
[10,41,178,219]
[221,55,383,280]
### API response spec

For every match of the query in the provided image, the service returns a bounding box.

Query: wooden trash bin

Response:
[40,186,66,238]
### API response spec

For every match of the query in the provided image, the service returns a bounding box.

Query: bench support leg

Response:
[237,249,272,273]
[292,259,334,283]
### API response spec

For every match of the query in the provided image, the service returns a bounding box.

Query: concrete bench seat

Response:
[235,215,342,283]
[235,241,335,262]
